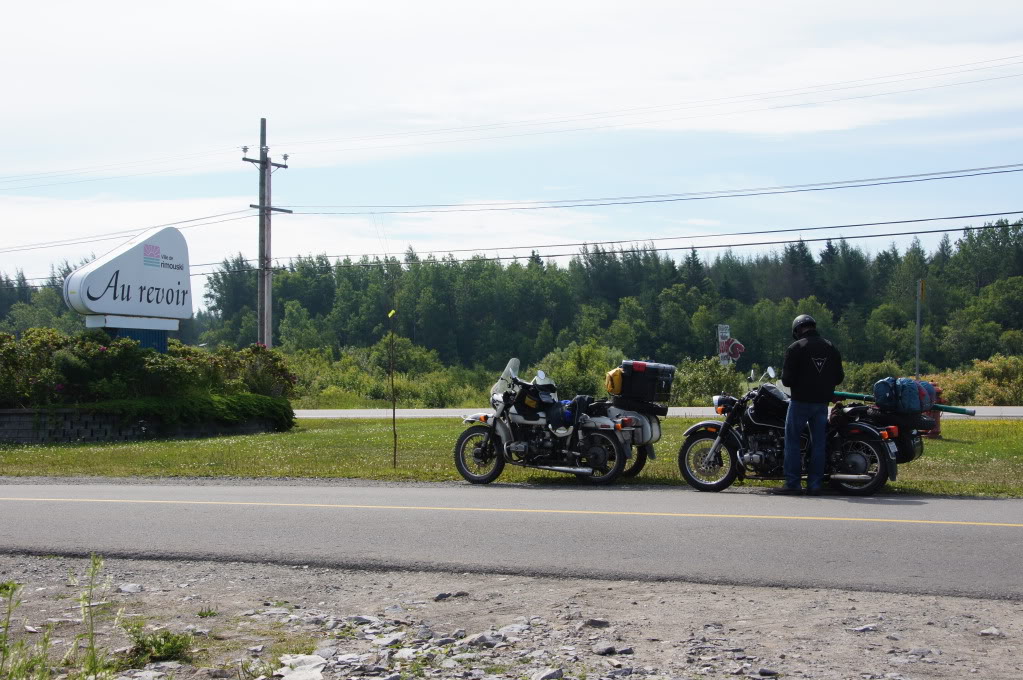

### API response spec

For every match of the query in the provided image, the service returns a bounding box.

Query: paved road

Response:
[2,482,1021,599]
[295,406,1022,419]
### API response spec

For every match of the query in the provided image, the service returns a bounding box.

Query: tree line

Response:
[2,219,1022,373]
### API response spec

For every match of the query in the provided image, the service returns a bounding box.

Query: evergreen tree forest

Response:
[3,220,1023,378]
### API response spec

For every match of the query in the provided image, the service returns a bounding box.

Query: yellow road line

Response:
[1,496,1021,528]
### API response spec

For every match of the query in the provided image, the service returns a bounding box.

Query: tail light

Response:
[886,425,899,438]
[619,417,635,427]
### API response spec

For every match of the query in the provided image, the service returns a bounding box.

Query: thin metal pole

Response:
[915,278,922,379]
[264,153,273,348]
[257,118,267,345]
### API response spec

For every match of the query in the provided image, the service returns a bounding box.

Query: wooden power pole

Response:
[243,118,291,347]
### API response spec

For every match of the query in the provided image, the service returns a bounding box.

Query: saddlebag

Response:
[611,395,669,416]
[619,360,675,402]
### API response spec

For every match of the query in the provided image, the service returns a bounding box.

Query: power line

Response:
[279,55,1023,148]
[182,209,1023,271]
[6,216,1021,291]
[183,220,1021,280]
[290,167,1023,216]
[0,211,257,256]
[0,159,241,192]
[289,71,1023,158]
[6,161,1015,258]
[0,148,243,185]
[282,162,1023,210]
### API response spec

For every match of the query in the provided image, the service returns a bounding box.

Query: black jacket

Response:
[781,330,844,403]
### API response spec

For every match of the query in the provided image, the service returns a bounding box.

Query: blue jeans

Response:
[784,399,828,490]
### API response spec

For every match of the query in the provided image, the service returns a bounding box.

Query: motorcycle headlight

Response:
[712,395,722,407]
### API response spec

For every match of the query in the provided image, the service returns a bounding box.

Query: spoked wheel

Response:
[678,432,738,491]
[620,443,651,478]
[575,431,627,485]
[453,425,505,484]
[829,437,888,496]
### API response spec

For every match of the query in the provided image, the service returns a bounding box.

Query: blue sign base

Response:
[108,327,169,353]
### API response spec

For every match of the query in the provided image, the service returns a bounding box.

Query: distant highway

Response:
[295,406,1023,419]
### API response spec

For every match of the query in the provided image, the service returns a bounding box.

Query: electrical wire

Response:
[290,71,1023,158]
[181,209,1023,271]
[282,163,1023,210]
[0,211,257,256]
[279,55,1023,148]
[7,217,1021,291]
[290,168,1023,216]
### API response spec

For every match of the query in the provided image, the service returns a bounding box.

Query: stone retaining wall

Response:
[0,408,276,444]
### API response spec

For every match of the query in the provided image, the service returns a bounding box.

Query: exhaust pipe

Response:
[533,465,594,474]
[829,474,874,481]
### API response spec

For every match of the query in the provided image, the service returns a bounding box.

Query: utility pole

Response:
[915,278,924,379]
[242,118,292,347]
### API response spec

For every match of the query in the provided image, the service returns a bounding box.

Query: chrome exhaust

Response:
[533,465,594,474]
[829,474,874,481]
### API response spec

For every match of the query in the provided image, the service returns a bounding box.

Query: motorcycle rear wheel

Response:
[829,437,888,496]
[575,431,627,485]
[679,432,738,492]
[454,425,505,484]
[620,443,652,478]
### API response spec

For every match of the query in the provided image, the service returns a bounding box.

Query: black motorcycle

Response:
[678,369,898,496]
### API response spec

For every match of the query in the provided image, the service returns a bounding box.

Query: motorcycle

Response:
[678,368,897,495]
[455,358,630,485]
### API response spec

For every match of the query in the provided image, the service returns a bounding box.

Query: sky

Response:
[2,0,1022,312]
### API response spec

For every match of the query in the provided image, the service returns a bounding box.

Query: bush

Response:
[534,341,625,398]
[670,357,744,406]
[0,330,299,427]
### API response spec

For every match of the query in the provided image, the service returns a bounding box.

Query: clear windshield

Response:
[491,358,520,395]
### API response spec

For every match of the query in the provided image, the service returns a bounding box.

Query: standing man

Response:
[775,314,844,496]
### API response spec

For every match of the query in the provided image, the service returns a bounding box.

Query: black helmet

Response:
[792,314,816,339]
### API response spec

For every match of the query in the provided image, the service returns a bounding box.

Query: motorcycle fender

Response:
[580,416,631,457]
[683,420,743,454]
[838,423,899,481]
[462,412,491,424]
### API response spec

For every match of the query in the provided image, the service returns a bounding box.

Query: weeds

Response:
[1,580,55,680]
[197,606,219,618]
[119,618,193,668]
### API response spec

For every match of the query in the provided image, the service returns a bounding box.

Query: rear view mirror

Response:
[767,366,776,379]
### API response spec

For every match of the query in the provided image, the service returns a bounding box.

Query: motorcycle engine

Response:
[507,427,558,464]
[741,431,783,474]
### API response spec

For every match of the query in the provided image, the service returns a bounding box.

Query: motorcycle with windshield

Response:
[678,368,898,495]
[455,358,631,484]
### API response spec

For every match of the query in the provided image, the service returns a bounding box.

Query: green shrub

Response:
[670,357,744,406]
[534,341,625,398]
[0,329,298,411]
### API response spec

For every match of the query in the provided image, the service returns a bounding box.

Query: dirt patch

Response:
[1,554,1021,679]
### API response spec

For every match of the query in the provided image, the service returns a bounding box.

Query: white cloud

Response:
[2,1,1021,174]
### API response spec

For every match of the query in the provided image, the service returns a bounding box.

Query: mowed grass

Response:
[0,418,1021,497]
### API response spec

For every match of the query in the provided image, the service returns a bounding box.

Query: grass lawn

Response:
[1,418,1021,497]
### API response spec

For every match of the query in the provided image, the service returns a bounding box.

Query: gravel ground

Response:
[1,554,1021,680]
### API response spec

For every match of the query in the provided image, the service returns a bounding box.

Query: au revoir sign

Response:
[64,226,193,323]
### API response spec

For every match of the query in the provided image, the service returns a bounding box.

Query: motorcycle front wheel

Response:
[454,425,505,484]
[620,443,652,478]
[678,432,738,491]
[829,437,888,496]
[575,431,627,485]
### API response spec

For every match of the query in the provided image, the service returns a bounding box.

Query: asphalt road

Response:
[295,406,1023,419]
[2,481,1021,599]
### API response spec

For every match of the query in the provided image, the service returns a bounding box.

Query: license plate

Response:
[887,441,899,454]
